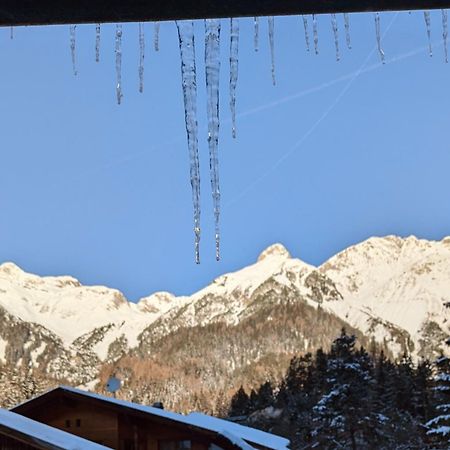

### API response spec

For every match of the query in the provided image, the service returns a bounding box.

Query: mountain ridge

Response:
[0,234,448,411]
[0,234,449,357]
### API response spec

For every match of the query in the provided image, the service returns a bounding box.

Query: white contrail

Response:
[225,13,407,209]
[70,15,432,188]
[236,44,434,121]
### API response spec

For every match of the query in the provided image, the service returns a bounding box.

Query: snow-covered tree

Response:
[426,340,450,448]
[308,329,403,449]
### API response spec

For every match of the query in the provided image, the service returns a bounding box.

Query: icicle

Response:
[10,27,13,40]
[139,23,145,93]
[423,11,432,57]
[331,14,340,61]
[313,14,319,55]
[302,16,310,52]
[229,19,239,139]
[374,13,385,64]
[115,24,123,104]
[176,21,201,264]
[154,22,160,51]
[95,24,101,62]
[443,10,448,63]
[268,17,276,85]
[344,13,352,49]
[205,19,221,261]
[254,17,259,52]
[69,25,77,76]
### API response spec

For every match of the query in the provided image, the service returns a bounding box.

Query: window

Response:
[76,419,81,427]
[65,419,71,428]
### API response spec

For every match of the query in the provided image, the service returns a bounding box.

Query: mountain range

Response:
[0,235,449,412]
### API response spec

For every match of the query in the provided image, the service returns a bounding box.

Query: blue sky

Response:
[1,10,449,300]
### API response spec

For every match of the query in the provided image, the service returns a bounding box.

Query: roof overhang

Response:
[1,0,450,27]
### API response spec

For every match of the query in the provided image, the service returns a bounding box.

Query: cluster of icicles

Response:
[61,11,449,263]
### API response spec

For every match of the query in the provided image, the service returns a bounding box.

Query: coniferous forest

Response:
[228,329,450,450]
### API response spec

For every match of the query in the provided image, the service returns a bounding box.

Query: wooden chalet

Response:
[0,407,109,450]
[11,386,290,450]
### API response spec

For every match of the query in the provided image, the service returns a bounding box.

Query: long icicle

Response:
[230,18,239,139]
[205,19,221,261]
[313,14,319,55]
[443,9,449,63]
[302,16,310,52]
[344,13,352,49]
[115,24,123,104]
[331,14,340,61]
[176,21,201,264]
[154,22,160,51]
[139,23,145,93]
[374,13,385,64]
[268,17,276,85]
[95,24,101,62]
[254,17,259,52]
[69,25,77,76]
[424,11,432,57]
[10,27,13,40]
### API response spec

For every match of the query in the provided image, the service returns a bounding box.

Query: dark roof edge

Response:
[1,0,450,27]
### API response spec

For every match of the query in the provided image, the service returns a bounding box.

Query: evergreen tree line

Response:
[228,329,450,450]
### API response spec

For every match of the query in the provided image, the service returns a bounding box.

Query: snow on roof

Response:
[14,386,289,450]
[186,413,290,450]
[0,408,110,450]
[219,430,258,450]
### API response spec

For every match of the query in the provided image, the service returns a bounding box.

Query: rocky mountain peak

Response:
[0,262,24,276]
[257,243,291,262]
[137,292,177,313]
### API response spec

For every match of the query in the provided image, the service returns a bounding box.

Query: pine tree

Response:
[309,329,393,449]
[413,360,432,424]
[255,381,274,410]
[228,386,250,417]
[249,388,259,414]
[396,352,415,414]
[426,348,450,448]
[276,353,316,447]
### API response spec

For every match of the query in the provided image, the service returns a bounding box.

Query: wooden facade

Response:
[11,388,277,450]
[1,0,450,26]
[0,433,41,450]
[0,407,110,450]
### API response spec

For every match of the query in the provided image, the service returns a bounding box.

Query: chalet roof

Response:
[2,0,450,26]
[184,413,288,450]
[12,386,290,450]
[0,407,110,450]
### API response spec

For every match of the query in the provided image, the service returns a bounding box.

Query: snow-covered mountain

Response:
[139,235,450,360]
[321,235,450,358]
[0,235,448,404]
